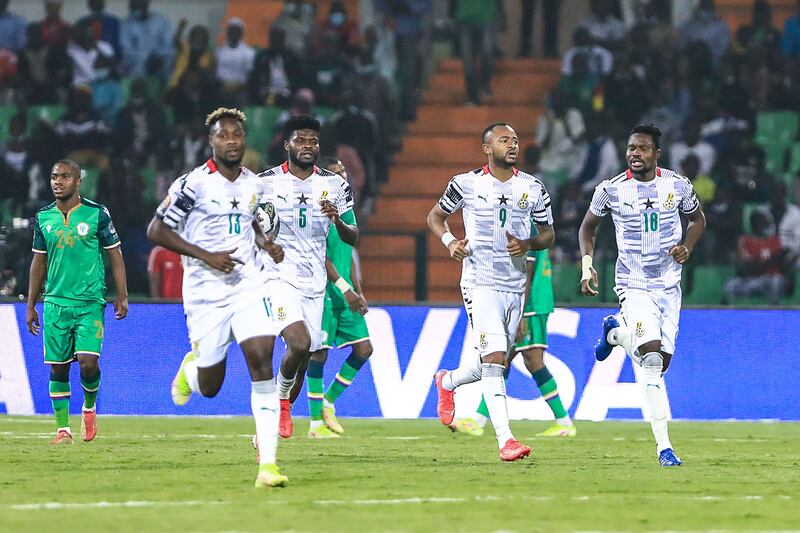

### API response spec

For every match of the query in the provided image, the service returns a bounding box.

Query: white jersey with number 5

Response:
[258,162,354,297]
[156,159,266,311]
[589,167,700,291]
[438,165,553,293]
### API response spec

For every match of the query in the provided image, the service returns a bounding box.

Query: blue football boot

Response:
[658,448,683,467]
[594,315,620,361]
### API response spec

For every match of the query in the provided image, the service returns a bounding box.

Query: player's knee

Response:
[522,348,544,372]
[49,365,69,382]
[309,350,327,364]
[284,329,311,355]
[78,357,99,376]
[640,351,663,373]
[354,341,373,359]
[198,382,221,398]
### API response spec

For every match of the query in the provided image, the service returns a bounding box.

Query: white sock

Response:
[251,380,279,465]
[309,419,324,430]
[481,363,513,448]
[474,413,488,428]
[444,364,482,391]
[184,359,200,393]
[608,326,634,355]
[640,353,672,454]
[57,426,71,434]
[276,369,295,400]
[556,416,572,426]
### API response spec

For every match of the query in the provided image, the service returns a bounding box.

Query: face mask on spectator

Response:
[329,12,346,27]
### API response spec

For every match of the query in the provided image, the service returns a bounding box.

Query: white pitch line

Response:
[315,497,466,505]
[4,500,231,511]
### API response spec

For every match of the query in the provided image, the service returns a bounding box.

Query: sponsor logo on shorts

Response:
[277,306,286,321]
[518,192,529,209]
[76,222,90,236]
[479,333,488,349]
[635,321,645,337]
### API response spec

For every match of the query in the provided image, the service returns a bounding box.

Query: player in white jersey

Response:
[257,114,358,439]
[427,122,555,462]
[578,124,706,467]
[147,108,290,488]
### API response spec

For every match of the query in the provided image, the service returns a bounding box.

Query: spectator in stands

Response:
[120,0,172,80]
[363,21,397,87]
[723,127,773,202]
[165,69,218,129]
[681,153,715,205]
[454,0,500,106]
[670,120,717,176]
[770,181,800,268]
[735,0,781,55]
[331,89,380,201]
[52,87,111,171]
[168,21,213,89]
[67,19,116,88]
[215,17,255,107]
[170,117,209,173]
[554,180,584,262]
[562,27,613,77]
[782,0,800,57]
[15,22,63,104]
[704,183,742,262]
[271,0,314,56]
[576,0,626,51]
[575,116,621,193]
[724,209,787,304]
[113,77,168,164]
[558,52,600,119]
[679,0,731,67]
[97,153,144,228]
[534,89,587,188]
[248,26,301,107]
[318,1,359,50]
[0,112,30,206]
[600,52,648,127]
[38,0,69,48]
[639,88,681,150]
[78,0,121,57]
[519,0,560,58]
[348,46,399,161]
[0,0,27,53]
[147,245,183,299]
[307,29,350,107]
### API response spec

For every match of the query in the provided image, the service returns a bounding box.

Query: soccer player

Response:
[285,156,372,438]
[258,115,358,439]
[578,124,706,467]
[146,107,289,488]
[26,159,129,445]
[427,122,555,461]
[452,239,575,437]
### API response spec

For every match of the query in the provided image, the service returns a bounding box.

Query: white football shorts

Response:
[618,286,681,356]
[461,286,524,358]
[266,279,324,351]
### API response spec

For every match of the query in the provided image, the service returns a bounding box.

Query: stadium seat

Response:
[787,142,800,177]
[552,262,582,303]
[684,265,735,305]
[27,104,66,125]
[81,166,100,199]
[140,166,157,206]
[755,111,799,148]
[243,105,281,153]
[741,202,768,234]
[0,104,16,142]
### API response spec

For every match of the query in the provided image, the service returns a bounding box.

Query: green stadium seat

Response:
[140,166,157,206]
[552,262,581,303]
[755,111,800,147]
[81,167,100,199]
[317,106,337,122]
[787,142,800,177]
[243,105,281,152]
[684,265,734,305]
[0,104,17,142]
[741,202,768,234]
[761,142,788,174]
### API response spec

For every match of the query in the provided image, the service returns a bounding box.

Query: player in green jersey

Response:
[451,228,575,437]
[289,157,372,438]
[26,159,129,445]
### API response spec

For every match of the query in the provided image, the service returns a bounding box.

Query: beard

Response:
[218,154,243,168]
[629,161,653,175]
[493,152,515,169]
[289,150,316,169]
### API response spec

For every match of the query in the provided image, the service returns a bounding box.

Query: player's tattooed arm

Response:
[106,246,129,320]
[25,253,47,335]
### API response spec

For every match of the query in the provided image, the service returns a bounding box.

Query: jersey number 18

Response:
[642,212,659,232]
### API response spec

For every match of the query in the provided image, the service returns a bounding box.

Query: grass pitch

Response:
[1,416,798,532]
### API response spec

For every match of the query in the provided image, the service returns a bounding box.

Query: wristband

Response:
[441,232,457,248]
[580,255,594,282]
[334,277,353,294]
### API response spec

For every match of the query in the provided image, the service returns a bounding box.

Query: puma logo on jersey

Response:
[210,199,221,206]
[478,194,487,202]
[623,201,634,209]
[277,194,288,203]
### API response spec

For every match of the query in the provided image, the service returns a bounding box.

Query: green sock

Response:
[324,354,367,404]
[532,367,568,420]
[307,360,324,421]
[49,377,71,430]
[81,370,101,410]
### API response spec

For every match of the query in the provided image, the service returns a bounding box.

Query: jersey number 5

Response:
[642,212,659,232]
[299,207,308,228]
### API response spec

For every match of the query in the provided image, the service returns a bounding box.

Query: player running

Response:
[258,115,358,439]
[26,159,129,445]
[451,238,575,437]
[578,124,706,467]
[285,156,372,438]
[427,122,555,461]
[147,107,289,488]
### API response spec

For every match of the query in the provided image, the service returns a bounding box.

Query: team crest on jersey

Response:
[664,192,676,210]
[518,192,529,210]
[320,190,329,201]
[248,193,257,213]
[479,333,488,349]
[76,222,90,236]
[277,307,286,321]
[635,321,645,337]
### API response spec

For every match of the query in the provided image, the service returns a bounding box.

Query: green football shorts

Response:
[43,302,105,364]
[514,313,549,351]
[321,304,370,349]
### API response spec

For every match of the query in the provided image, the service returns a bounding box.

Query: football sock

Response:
[608,324,634,356]
[324,353,367,403]
[251,380,279,465]
[531,367,571,425]
[307,360,324,421]
[444,364,482,391]
[49,374,71,432]
[80,369,100,411]
[184,358,200,393]
[475,395,489,427]
[640,352,672,453]
[481,363,513,448]
[277,369,295,401]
